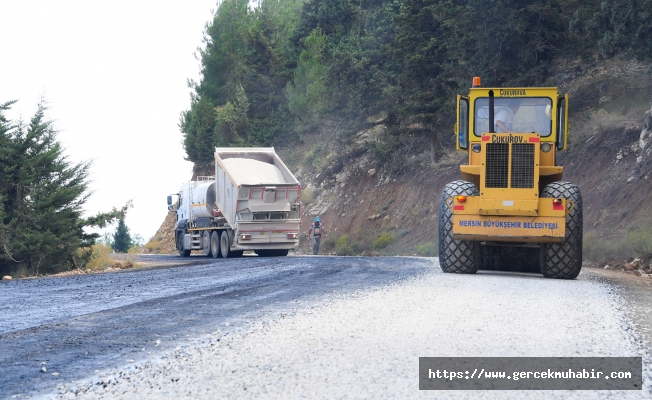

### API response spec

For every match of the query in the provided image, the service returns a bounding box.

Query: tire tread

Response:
[438,180,480,274]
[540,181,583,279]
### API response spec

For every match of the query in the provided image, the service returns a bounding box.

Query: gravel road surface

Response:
[1,256,650,399]
[0,255,424,398]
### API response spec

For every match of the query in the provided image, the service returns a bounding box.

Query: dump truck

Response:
[439,77,582,279]
[168,147,302,258]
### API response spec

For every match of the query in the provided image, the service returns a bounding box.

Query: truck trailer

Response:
[168,148,301,258]
[439,77,582,279]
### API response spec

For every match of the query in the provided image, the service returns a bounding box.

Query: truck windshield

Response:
[474,97,552,137]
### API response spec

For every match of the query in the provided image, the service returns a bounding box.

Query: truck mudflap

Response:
[451,197,570,243]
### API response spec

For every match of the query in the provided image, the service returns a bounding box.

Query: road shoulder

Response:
[584,267,652,354]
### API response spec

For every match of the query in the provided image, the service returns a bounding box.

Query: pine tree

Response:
[0,100,129,276]
[112,218,132,253]
[0,100,91,275]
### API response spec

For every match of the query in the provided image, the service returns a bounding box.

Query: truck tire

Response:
[210,231,220,259]
[438,180,480,274]
[178,234,191,257]
[540,182,582,279]
[202,231,211,257]
[220,230,230,259]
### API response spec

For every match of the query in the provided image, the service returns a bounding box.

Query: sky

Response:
[0,1,218,242]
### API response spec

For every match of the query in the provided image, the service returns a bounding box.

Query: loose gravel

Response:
[221,158,286,185]
[2,255,424,398]
[58,260,651,399]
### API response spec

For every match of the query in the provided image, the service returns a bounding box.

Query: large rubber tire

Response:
[220,230,230,259]
[438,180,481,273]
[178,234,191,257]
[540,182,583,279]
[202,231,211,257]
[210,231,220,259]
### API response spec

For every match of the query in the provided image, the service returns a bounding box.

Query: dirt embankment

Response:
[296,149,461,254]
[555,59,652,237]
[297,59,652,255]
[138,211,177,254]
[560,103,652,235]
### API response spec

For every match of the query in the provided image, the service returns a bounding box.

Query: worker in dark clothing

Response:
[306,216,326,255]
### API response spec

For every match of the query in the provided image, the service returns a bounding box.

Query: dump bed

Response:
[214,148,301,249]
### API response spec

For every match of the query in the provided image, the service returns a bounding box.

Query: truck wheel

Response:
[178,234,191,257]
[202,231,211,257]
[540,182,582,279]
[438,180,480,274]
[220,230,230,258]
[210,231,220,259]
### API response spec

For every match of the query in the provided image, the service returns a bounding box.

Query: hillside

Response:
[145,58,652,260]
[143,0,652,260]
[292,58,652,257]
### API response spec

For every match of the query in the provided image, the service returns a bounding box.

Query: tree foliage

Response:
[0,101,130,276]
[181,0,652,164]
[112,218,133,253]
[181,0,304,162]
[285,28,327,122]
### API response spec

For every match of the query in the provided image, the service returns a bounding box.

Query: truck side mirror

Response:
[456,95,470,150]
[556,94,569,150]
[167,195,173,206]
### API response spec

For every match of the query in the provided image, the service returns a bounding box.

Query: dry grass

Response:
[80,244,140,271]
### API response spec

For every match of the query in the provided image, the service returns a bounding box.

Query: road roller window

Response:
[474,97,552,137]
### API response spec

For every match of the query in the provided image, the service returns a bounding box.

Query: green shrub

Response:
[398,229,409,238]
[372,232,395,250]
[336,235,355,256]
[416,242,438,257]
[583,232,631,261]
[352,228,372,253]
[628,230,652,256]
[321,235,337,252]
[304,144,324,170]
